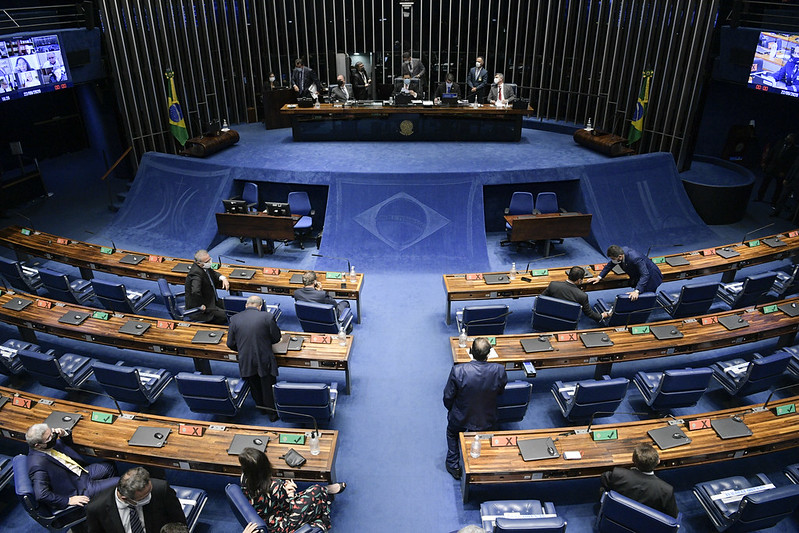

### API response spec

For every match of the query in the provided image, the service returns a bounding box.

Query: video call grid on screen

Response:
[748,31,799,98]
[0,34,72,102]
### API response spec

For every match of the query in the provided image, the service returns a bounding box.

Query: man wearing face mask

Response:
[329,74,352,103]
[401,51,426,87]
[433,72,461,101]
[488,72,516,105]
[587,244,663,301]
[393,73,419,98]
[467,56,488,103]
[291,58,318,99]
[26,423,118,512]
[185,249,229,324]
[86,467,186,533]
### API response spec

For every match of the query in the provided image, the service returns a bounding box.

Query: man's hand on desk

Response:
[586,276,602,285]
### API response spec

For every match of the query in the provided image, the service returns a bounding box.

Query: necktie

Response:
[499,85,503,102]
[50,449,87,475]
[344,86,349,99]
[300,70,305,93]
[205,269,218,300]
[128,506,144,533]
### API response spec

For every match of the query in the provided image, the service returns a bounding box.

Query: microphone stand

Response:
[254,405,321,455]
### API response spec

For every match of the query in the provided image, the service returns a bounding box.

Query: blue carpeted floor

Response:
[1,125,798,532]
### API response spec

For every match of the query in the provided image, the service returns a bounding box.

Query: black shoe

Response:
[268,413,279,422]
[446,465,462,480]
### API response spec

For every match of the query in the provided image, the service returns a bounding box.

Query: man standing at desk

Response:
[599,444,678,518]
[467,56,489,103]
[185,249,229,324]
[587,245,662,301]
[227,295,282,420]
[442,337,507,480]
[291,58,318,99]
[488,73,516,105]
[401,51,426,87]
[352,61,370,100]
[541,266,610,323]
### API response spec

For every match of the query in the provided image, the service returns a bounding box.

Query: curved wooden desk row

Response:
[0,385,337,482]
[0,225,364,322]
[0,288,354,394]
[450,297,799,378]
[458,394,799,501]
[443,228,799,323]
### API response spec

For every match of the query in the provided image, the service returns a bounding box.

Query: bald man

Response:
[226,295,282,419]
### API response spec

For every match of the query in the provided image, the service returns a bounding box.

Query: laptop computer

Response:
[227,434,269,455]
[484,273,512,285]
[650,325,684,340]
[520,337,554,353]
[229,269,256,280]
[762,237,787,248]
[394,93,413,106]
[128,426,171,448]
[3,298,32,311]
[43,411,82,432]
[648,425,691,450]
[665,256,690,267]
[716,247,741,259]
[272,334,305,355]
[0,396,9,410]
[711,417,753,439]
[192,330,224,344]
[517,437,559,461]
[119,254,145,265]
[581,332,614,348]
[58,311,90,326]
[778,302,799,317]
[440,93,459,107]
[718,315,749,331]
[171,263,192,273]
[290,273,304,284]
[119,320,151,336]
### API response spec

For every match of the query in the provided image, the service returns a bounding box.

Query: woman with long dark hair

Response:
[238,447,346,532]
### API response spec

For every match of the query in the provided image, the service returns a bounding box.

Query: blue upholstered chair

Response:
[13,454,87,531]
[172,484,208,532]
[90,279,156,314]
[634,367,713,411]
[157,278,203,321]
[38,267,94,305]
[531,295,581,332]
[288,191,315,249]
[273,381,338,425]
[295,300,353,334]
[17,349,94,391]
[716,271,778,309]
[502,192,535,246]
[693,473,799,532]
[657,280,720,319]
[0,256,42,293]
[786,463,799,484]
[0,454,13,492]
[534,192,563,215]
[788,346,799,380]
[593,292,657,326]
[175,372,250,417]
[456,305,510,336]
[771,264,799,299]
[223,295,282,323]
[242,181,260,212]
[226,483,267,532]
[550,375,629,421]
[92,361,173,406]
[596,490,680,533]
[0,338,44,375]
[480,499,566,532]
[496,380,532,424]
[711,351,792,397]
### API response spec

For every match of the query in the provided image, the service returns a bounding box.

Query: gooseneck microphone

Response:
[218,255,245,266]
[66,386,149,421]
[741,223,775,245]
[312,253,351,272]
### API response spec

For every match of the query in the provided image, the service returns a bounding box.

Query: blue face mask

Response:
[403,78,410,86]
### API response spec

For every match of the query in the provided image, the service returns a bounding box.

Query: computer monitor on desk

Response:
[222,199,248,214]
[264,202,290,217]
[441,93,459,107]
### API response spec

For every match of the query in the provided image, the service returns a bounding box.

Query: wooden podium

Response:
[573,128,634,157]
[181,129,239,158]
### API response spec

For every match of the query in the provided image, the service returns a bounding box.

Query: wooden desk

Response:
[0,225,363,322]
[0,386,338,482]
[459,395,799,501]
[442,229,799,324]
[0,289,354,394]
[215,212,298,257]
[450,297,799,378]
[504,213,592,256]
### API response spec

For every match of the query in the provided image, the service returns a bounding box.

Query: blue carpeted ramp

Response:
[320,173,489,272]
[99,154,234,258]
[577,153,717,254]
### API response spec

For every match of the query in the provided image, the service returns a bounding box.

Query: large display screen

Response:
[0,34,72,102]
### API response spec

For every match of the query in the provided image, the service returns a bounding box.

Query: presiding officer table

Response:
[0,386,338,482]
[280,102,531,142]
[458,395,799,501]
[443,229,799,323]
[215,212,299,257]
[0,225,364,322]
[504,212,593,257]
[0,288,355,394]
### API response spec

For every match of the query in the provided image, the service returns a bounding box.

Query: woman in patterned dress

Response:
[238,447,346,532]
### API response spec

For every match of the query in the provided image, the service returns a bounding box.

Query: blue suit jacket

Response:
[443,360,507,430]
[28,436,88,511]
[226,307,282,378]
[599,246,663,293]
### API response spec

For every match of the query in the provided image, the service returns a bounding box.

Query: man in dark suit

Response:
[541,266,610,323]
[291,57,319,99]
[588,245,663,300]
[487,72,516,105]
[433,73,461,101]
[86,466,186,533]
[26,423,118,512]
[467,56,489,103]
[294,271,351,320]
[760,133,798,205]
[227,295,282,420]
[352,61,371,100]
[401,51,426,86]
[442,337,507,480]
[600,444,678,517]
[184,249,229,324]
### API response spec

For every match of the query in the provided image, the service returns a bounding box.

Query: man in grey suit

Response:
[540,266,609,323]
[401,51,426,87]
[488,72,516,105]
[329,74,352,103]
[294,271,351,319]
[467,56,489,103]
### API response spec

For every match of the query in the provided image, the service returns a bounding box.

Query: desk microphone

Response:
[645,246,652,258]
[311,253,351,273]
[758,382,799,412]
[12,212,36,234]
[617,301,664,330]
[575,410,649,436]
[255,404,321,446]
[218,255,245,266]
[111,240,117,253]
[741,223,775,245]
[65,386,149,421]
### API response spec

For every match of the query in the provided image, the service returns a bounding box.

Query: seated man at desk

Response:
[541,266,610,323]
[329,74,352,103]
[26,423,119,512]
[587,244,662,301]
[488,73,516,106]
[185,249,229,324]
[433,73,460,102]
[393,74,419,99]
[294,271,351,327]
[599,443,678,518]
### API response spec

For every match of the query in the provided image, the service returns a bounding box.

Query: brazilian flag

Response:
[165,70,188,146]
[628,69,653,145]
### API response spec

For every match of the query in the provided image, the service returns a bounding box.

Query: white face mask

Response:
[269,76,275,82]
[127,492,152,508]
[611,258,622,264]
[475,62,481,68]
[403,78,410,86]
[493,77,500,84]
[201,261,213,269]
